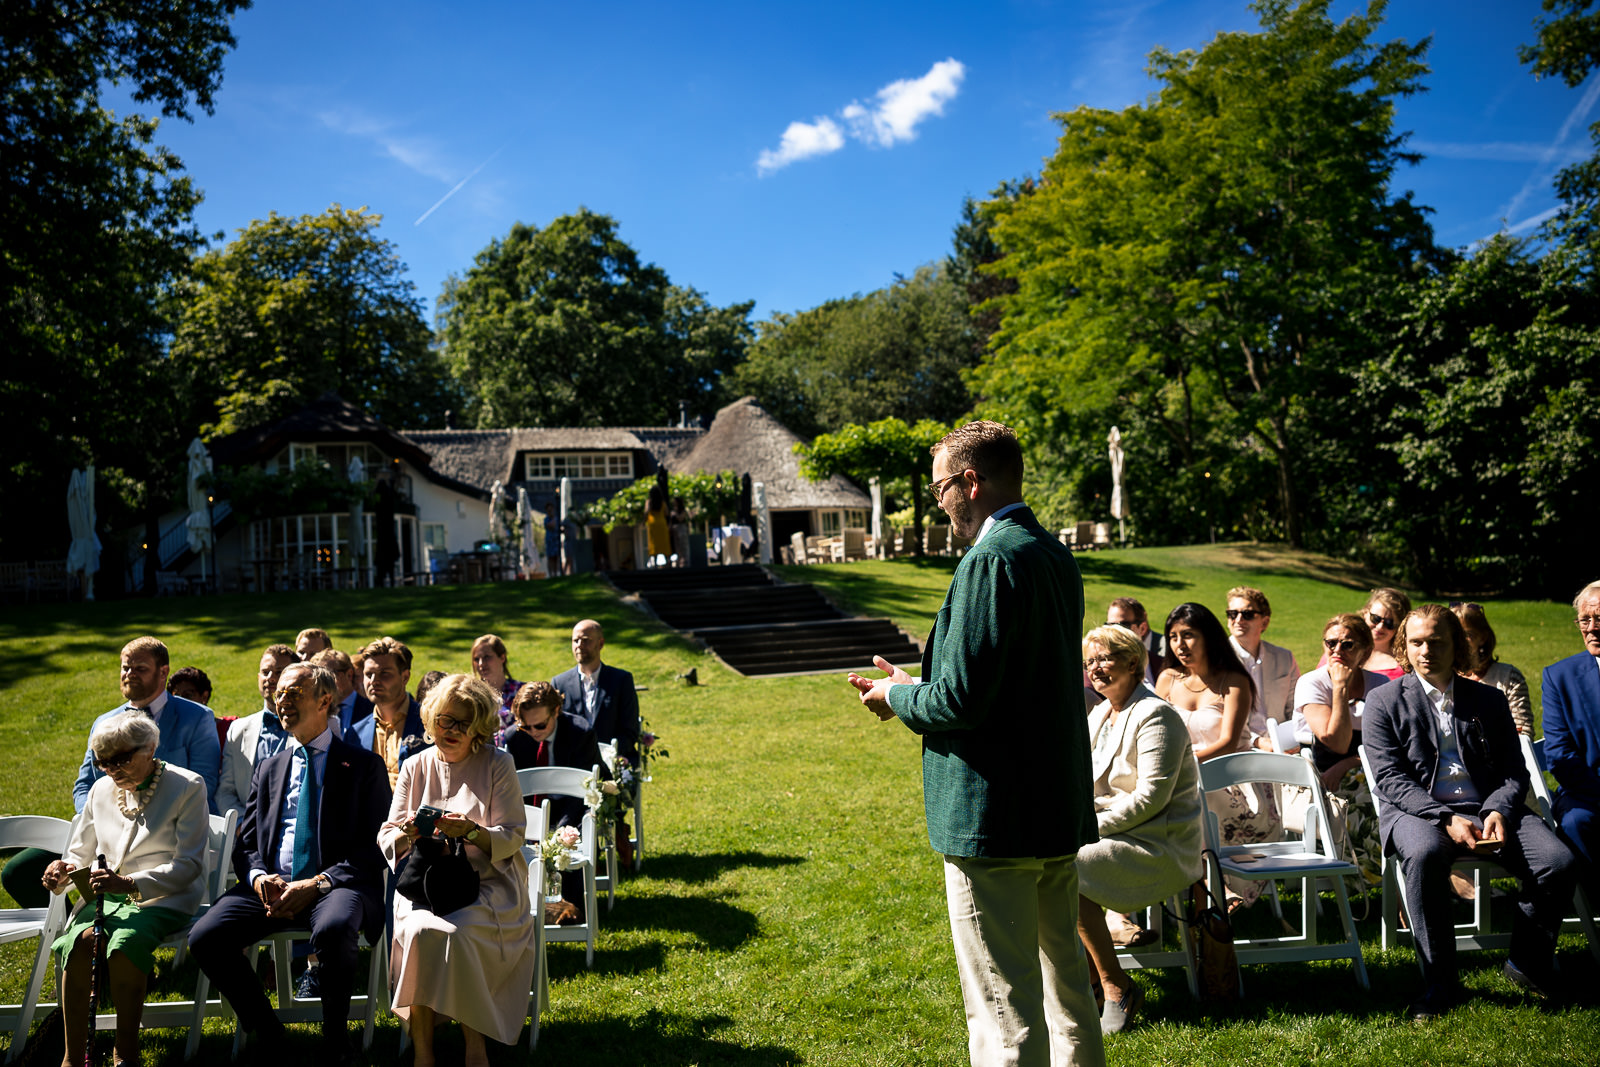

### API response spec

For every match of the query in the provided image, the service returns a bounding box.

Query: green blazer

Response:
[887,506,1098,859]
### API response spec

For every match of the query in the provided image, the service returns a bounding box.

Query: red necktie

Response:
[536,739,547,766]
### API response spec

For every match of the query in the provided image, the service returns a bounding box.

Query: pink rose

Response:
[556,826,581,848]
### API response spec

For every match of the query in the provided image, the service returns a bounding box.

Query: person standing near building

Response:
[851,420,1103,1067]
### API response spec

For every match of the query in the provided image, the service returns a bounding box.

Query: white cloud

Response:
[1499,76,1600,223]
[755,58,966,176]
[316,108,455,183]
[756,117,846,175]
[845,58,966,147]
[1412,140,1590,164]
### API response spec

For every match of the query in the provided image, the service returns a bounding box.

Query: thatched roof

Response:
[666,397,869,509]
[210,393,432,468]
[403,425,704,494]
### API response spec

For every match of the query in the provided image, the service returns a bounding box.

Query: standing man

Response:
[850,421,1103,1067]
[1107,597,1165,686]
[1364,604,1578,1019]
[1542,579,1600,868]
[348,636,427,789]
[188,662,390,1061]
[296,628,332,661]
[218,644,296,818]
[1225,586,1300,750]
[309,648,373,735]
[553,620,639,763]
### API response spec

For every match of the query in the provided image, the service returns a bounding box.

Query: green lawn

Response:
[1,546,1596,1066]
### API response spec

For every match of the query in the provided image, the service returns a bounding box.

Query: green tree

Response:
[581,471,741,532]
[1522,0,1600,263]
[169,205,453,438]
[0,0,250,561]
[974,0,1440,546]
[439,210,752,428]
[794,417,949,554]
[732,264,977,439]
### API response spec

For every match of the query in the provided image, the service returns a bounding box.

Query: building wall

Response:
[409,466,490,557]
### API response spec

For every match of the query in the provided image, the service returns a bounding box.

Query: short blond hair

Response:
[121,636,169,668]
[1574,580,1600,613]
[1083,624,1147,678]
[420,674,499,751]
[1227,586,1270,615]
[1394,605,1472,676]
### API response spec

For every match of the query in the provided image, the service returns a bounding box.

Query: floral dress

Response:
[1177,701,1283,905]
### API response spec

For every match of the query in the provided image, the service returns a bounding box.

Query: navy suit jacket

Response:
[75,695,222,814]
[337,691,375,736]
[232,734,390,931]
[343,697,430,766]
[506,711,609,828]
[1542,651,1600,800]
[552,664,639,762]
[1363,672,1529,853]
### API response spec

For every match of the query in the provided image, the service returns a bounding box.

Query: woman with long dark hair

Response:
[1155,602,1282,909]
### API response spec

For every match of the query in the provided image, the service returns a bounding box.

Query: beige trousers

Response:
[943,854,1106,1067]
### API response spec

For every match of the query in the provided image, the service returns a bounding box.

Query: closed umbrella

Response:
[754,482,772,565]
[347,456,366,584]
[184,438,213,586]
[869,477,884,559]
[559,476,573,573]
[488,479,505,546]
[66,466,100,601]
[1108,426,1127,546]
[518,486,536,577]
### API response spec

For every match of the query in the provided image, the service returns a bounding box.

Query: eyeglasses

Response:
[1225,609,1261,622]
[1324,637,1360,653]
[434,715,470,734]
[927,470,984,500]
[1367,613,1397,630]
[272,685,308,706]
[1578,616,1600,631]
[94,749,141,771]
[1084,653,1120,669]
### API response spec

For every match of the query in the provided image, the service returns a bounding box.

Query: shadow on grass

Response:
[539,1009,802,1065]
[1074,553,1188,591]
[636,851,804,885]
[599,892,762,952]
[546,941,667,980]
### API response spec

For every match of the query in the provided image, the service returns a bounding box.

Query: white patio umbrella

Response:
[559,476,573,572]
[184,437,214,585]
[518,486,536,577]
[869,477,884,559]
[66,466,100,601]
[488,479,506,547]
[754,482,773,565]
[1108,425,1127,545]
[347,456,367,582]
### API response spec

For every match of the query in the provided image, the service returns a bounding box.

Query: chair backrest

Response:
[1357,744,1383,818]
[517,764,598,800]
[1200,750,1335,857]
[843,528,866,556]
[1075,520,1094,545]
[926,525,948,552]
[203,809,239,905]
[790,531,809,562]
[538,799,594,863]
[0,815,71,853]
[1523,734,1556,818]
[597,740,618,773]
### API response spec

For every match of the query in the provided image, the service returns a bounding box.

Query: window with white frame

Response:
[844,509,867,529]
[422,523,448,553]
[523,452,633,480]
[280,442,385,475]
[820,510,842,537]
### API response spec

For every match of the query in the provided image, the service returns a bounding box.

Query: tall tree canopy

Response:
[0,0,250,558]
[972,0,1440,545]
[732,263,977,440]
[438,210,753,428]
[169,205,452,437]
[1522,0,1600,264]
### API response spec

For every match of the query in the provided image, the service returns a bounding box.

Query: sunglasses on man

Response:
[1225,609,1261,622]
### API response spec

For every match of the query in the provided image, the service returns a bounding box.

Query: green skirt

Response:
[52,895,192,974]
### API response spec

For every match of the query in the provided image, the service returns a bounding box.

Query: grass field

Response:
[1,544,1596,1066]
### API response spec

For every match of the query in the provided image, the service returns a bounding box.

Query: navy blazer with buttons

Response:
[1363,672,1529,854]
[232,733,391,933]
[552,663,639,763]
[1542,651,1600,801]
[343,696,430,767]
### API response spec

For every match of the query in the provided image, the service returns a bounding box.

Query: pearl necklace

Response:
[116,761,165,819]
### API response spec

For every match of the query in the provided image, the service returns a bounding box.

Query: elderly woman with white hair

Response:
[42,709,209,1067]
[379,674,536,1067]
[1076,624,1205,1035]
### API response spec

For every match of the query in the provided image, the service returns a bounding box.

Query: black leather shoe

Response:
[1408,991,1456,1023]
[1504,960,1563,1005]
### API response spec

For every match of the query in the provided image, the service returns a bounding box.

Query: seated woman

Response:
[1077,625,1204,1034]
[469,634,522,742]
[42,710,209,1067]
[1452,602,1533,735]
[1293,613,1393,884]
[380,675,537,1067]
[1155,602,1281,908]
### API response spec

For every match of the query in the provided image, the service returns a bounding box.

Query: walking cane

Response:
[86,853,108,1067]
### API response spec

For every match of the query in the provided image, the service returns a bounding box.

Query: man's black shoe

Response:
[1504,959,1564,1005]
[1408,991,1456,1023]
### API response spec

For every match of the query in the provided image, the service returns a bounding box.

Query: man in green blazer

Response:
[852,420,1103,1067]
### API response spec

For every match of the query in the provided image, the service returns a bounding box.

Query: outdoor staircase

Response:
[606,565,922,677]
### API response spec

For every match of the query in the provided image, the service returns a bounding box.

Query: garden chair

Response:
[1199,751,1369,989]
[1522,736,1600,962]
[0,815,72,1062]
[1074,521,1094,549]
[599,738,645,871]
[924,525,949,556]
[517,766,599,968]
[520,803,549,1051]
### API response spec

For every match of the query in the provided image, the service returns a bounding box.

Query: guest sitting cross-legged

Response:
[1075,625,1205,1034]
[188,662,391,1061]
[379,675,537,1067]
[43,710,210,1067]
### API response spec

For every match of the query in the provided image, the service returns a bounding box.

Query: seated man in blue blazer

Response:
[1543,579,1600,869]
[74,636,221,813]
[552,619,639,762]
[345,636,428,789]
[1365,604,1578,1020]
[189,662,390,1060]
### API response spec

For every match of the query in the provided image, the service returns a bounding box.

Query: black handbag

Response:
[395,834,480,915]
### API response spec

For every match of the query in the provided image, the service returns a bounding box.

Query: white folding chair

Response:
[521,803,548,1051]
[1199,751,1369,989]
[0,815,73,1062]
[1112,894,1201,998]
[1523,736,1600,962]
[517,767,598,967]
[599,738,644,872]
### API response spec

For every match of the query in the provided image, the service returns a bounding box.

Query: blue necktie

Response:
[291,747,320,880]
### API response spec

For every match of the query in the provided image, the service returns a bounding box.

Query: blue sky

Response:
[138,0,1589,324]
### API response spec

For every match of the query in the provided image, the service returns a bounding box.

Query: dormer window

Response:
[523,452,632,480]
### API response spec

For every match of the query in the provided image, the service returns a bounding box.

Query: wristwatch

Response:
[315,873,333,894]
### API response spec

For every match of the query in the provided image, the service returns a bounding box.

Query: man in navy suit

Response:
[309,647,373,735]
[1365,604,1578,1020]
[552,620,639,762]
[189,662,390,1060]
[1544,579,1600,868]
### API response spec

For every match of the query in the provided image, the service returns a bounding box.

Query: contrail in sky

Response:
[414,144,507,226]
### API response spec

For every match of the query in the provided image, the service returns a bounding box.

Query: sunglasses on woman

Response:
[94,749,140,771]
[1324,637,1359,653]
[1367,613,1396,630]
